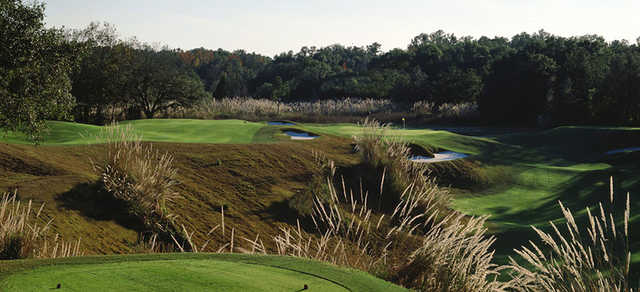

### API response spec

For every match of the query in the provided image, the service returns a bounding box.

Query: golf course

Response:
[0,119,638,290]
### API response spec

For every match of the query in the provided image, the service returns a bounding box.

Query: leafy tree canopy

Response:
[0,0,80,141]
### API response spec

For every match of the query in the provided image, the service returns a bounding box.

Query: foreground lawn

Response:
[0,253,407,292]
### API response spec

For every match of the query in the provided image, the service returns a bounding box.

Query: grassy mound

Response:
[0,127,356,255]
[0,253,407,291]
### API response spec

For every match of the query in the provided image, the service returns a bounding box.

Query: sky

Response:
[44,0,640,57]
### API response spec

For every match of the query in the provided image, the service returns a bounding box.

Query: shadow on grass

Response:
[55,182,145,232]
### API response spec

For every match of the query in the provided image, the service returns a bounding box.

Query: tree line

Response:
[183,30,640,126]
[72,25,640,126]
[2,0,640,140]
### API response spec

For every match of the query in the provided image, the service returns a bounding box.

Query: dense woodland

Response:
[71,24,640,126]
[3,0,640,139]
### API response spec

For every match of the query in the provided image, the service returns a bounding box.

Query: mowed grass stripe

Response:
[0,253,407,292]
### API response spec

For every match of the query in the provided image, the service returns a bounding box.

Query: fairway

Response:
[0,254,407,291]
[0,120,271,145]
[305,122,640,269]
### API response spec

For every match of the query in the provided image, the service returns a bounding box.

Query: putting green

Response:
[0,254,407,291]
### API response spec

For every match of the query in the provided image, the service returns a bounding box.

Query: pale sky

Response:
[44,0,640,57]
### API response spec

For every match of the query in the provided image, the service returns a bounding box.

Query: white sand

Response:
[284,131,318,140]
[410,151,469,163]
[605,147,640,155]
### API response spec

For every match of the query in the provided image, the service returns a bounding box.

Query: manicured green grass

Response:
[302,123,499,155]
[0,120,273,145]
[0,253,407,292]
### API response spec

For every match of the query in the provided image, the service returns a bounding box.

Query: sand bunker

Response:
[284,130,319,140]
[410,151,468,163]
[268,121,296,126]
[605,147,640,155]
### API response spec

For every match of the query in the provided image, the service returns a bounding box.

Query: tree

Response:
[0,0,78,141]
[213,73,228,98]
[68,22,134,123]
[480,52,557,124]
[129,48,209,118]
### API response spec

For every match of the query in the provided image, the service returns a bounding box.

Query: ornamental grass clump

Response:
[271,165,511,291]
[1,192,82,259]
[92,124,180,238]
[397,213,510,292]
[0,192,46,259]
[508,178,633,292]
[353,118,448,212]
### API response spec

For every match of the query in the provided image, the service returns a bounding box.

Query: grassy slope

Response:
[1,120,639,278]
[0,121,357,254]
[0,253,407,291]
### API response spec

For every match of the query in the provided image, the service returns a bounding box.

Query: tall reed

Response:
[508,178,633,291]
[1,192,82,259]
[92,124,180,238]
[353,118,449,212]
[398,213,509,291]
